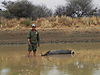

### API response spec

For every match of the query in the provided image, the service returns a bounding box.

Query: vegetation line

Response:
[0,40,100,45]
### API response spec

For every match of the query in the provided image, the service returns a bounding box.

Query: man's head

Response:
[31,24,36,30]
[31,24,36,27]
[71,50,75,54]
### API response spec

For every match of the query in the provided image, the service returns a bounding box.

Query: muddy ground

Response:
[0,28,100,45]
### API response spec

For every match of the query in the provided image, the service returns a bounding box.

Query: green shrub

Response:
[20,19,32,26]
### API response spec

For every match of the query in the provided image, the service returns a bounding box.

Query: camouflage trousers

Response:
[28,43,37,52]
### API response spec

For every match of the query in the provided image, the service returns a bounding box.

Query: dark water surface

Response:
[0,43,100,75]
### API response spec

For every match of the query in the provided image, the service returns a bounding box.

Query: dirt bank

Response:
[0,27,100,45]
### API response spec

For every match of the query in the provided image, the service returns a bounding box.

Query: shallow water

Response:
[0,43,100,75]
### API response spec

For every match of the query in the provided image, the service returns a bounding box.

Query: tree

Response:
[31,5,52,20]
[2,0,35,18]
[55,0,95,17]
[54,6,66,16]
[2,0,52,19]
[0,10,13,18]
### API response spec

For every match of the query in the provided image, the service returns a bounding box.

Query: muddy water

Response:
[0,43,100,75]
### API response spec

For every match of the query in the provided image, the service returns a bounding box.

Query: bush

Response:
[2,0,52,19]
[20,18,32,26]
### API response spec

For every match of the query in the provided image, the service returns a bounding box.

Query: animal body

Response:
[41,50,74,56]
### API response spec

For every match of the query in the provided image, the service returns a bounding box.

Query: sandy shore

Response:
[0,28,100,44]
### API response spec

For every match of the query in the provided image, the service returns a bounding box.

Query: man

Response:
[27,24,40,57]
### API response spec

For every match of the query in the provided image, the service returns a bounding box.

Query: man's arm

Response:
[28,39,31,45]
[37,32,40,46]
[27,31,31,45]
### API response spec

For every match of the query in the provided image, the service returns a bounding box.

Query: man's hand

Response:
[38,43,40,47]
[28,39,31,45]
[28,42,31,45]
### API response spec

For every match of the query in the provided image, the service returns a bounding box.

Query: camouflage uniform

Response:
[27,30,39,51]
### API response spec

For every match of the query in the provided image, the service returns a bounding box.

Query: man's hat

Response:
[31,24,36,27]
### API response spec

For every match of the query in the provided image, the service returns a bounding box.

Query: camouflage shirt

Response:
[27,30,39,44]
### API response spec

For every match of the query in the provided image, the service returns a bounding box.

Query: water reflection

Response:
[0,55,100,75]
[40,56,100,75]
[74,61,84,69]
[0,43,100,75]
[40,65,69,75]
[0,68,10,75]
[93,69,100,75]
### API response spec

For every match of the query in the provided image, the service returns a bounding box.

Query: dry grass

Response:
[34,16,100,28]
[0,16,100,31]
